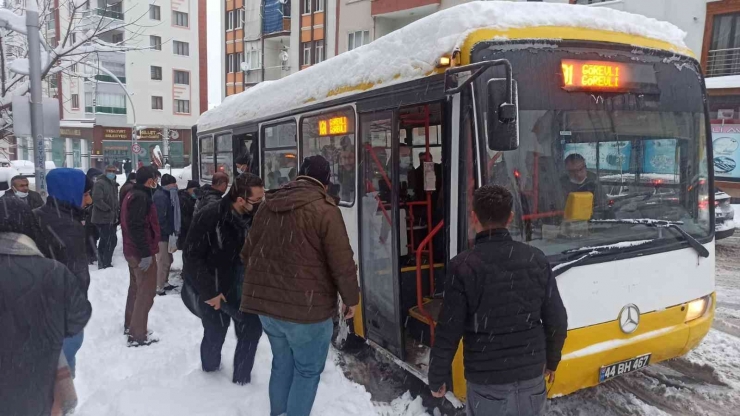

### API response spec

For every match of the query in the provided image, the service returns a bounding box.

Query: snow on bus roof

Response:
[198,1,688,133]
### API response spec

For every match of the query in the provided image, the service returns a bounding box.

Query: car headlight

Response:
[685,295,712,322]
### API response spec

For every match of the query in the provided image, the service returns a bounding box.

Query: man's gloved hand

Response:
[139,256,153,272]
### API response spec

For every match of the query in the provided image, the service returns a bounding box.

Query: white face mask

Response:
[237,167,246,174]
[570,176,587,185]
[12,187,28,198]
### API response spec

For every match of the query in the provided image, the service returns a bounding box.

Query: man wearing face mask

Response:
[92,165,120,269]
[560,153,597,195]
[153,174,180,295]
[183,173,264,385]
[235,153,252,175]
[1,175,44,210]
[120,166,161,347]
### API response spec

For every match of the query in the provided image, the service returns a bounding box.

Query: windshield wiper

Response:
[589,219,710,258]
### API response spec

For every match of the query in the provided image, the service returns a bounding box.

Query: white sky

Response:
[207,0,222,110]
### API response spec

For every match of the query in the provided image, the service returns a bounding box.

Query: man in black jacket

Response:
[194,172,228,215]
[429,185,567,416]
[34,168,94,377]
[183,173,264,385]
[0,175,44,210]
[177,180,199,252]
[0,198,92,416]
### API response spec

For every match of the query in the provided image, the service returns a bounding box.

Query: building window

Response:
[150,35,162,50]
[245,49,260,70]
[173,41,189,56]
[348,30,370,51]
[708,13,740,77]
[112,33,123,44]
[70,63,78,73]
[238,52,244,71]
[71,94,79,109]
[302,0,311,14]
[174,70,190,85]
[151,96,163,110]
[151,66,162,80]
[173,11,188,27]
[69,32,76,44]
[174,99,190,114]
[85,92,126,114]
[236,9,244,29]
[149,5,160,20]
[314,0,323,12]
[315,40,325,64]
[226,10,234,30]
[302,42,311,66]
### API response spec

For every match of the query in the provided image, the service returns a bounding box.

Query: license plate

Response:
[599,354,651,382]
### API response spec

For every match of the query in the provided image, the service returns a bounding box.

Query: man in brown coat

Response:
[240,155,359,416]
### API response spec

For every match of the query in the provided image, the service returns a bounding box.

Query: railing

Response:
[707,47,740,78]
[83,8,124,21]
[85,106,126,114]
[416,220,444,346]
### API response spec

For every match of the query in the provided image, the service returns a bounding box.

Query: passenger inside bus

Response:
[560,153,597,195]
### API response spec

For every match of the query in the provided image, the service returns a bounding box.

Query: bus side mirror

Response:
[486,78,519,151]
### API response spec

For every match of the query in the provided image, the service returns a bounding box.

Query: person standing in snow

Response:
[33,168,95,377]
[240,155,359,416]
[123,158,132,177]
[177,180,200,253]
[184,173,264,385]
[84,168,103,264]
[153,174,180,295]
[428,185,568,416]
[194,171,228,215]
[121,166,161,347]
[91,165,119,269]
[0,175,44,210]
[0,198,92,416]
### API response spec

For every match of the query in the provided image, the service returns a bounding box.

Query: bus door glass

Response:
[358,110,405,358]
[234,131,259,176]
[199,135,215,181]
[262,121,298,190]
[215,133,233,180]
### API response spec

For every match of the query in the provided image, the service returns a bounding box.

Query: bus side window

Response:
[262,121,298,190]
[300,108,357,205]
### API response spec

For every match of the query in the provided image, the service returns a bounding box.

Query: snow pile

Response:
[0,8,27,34]
[734,205,740,229]
[198,1,688,133]
[73,234,428,415]
[705,75,740,90]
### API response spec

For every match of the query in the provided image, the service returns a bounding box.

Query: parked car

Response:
[10,160,35,177]
[0,166,21,196]
[716,189,735,240]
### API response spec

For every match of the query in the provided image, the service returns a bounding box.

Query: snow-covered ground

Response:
[73,231,428,416]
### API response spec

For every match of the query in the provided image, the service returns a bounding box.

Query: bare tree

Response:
[0,0,154,160]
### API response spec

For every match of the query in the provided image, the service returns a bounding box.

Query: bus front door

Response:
[358,111,405,359]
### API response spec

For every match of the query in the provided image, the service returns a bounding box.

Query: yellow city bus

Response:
[194,2,715,400]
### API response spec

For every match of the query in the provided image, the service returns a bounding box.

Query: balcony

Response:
[371,0,439,17]
[263,0,290,37]
[707,48,740,78]
[82,8,124,20]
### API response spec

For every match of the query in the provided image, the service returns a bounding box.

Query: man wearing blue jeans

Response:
[240,156,360,416]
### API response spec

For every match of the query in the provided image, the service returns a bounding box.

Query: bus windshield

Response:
[474,46,711,258]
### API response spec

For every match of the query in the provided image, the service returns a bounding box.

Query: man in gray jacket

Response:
[92,165,119,269]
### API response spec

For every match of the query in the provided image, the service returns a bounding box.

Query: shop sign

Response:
[103,128,130,139]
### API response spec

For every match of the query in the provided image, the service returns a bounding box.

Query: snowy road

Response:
[73,235,740,415]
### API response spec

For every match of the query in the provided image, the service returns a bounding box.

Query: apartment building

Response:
[222,0,340,97]
[8,0,206,170]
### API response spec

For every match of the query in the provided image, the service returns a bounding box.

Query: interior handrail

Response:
[416,220,444,346]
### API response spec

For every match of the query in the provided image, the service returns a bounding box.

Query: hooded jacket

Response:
[0,232,92,416]
[177,188,197,250]
[91,173,118,224]
[240,176,359,323]
[193,184,224,216]
[33,168,91,295]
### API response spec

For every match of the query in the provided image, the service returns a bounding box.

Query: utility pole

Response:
[26,2,46,197]
[162,126,170,172]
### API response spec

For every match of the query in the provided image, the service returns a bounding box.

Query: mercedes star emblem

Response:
[618,304,640,334]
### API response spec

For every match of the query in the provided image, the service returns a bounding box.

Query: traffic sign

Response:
[132,143,142,154]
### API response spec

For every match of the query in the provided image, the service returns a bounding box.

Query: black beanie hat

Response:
[136,166,156,185]
[84,176,94,193]
[298,155,331,185]
[161,174,176,186]
[186,180,200,190]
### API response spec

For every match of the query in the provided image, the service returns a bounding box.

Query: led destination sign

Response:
[561,59,658,93]
[318,116,350,136]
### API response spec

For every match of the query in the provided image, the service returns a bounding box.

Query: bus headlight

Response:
[685,295,712,322]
